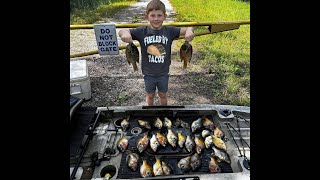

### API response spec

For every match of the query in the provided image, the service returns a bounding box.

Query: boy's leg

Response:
[157,74,169,105]
[146,93,156,106]
[143,75,157,106]
[158,92,167,105]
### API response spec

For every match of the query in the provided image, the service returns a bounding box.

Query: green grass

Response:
[70,0,137,24]
[171,0,250,106]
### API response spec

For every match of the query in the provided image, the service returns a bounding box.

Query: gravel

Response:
[70,0,217,107]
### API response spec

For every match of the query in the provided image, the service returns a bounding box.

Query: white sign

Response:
[94,24,119,55]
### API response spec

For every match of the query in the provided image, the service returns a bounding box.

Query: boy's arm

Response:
[180,27,194,42]
[118,29,133,43]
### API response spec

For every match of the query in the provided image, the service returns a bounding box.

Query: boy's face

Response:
[145,10,167,30]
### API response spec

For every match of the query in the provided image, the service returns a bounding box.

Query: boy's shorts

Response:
[143,74,169,94]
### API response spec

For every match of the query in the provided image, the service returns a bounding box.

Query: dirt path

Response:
[70,0,216,107]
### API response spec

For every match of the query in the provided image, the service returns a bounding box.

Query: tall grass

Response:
[70,0,137,24]
[171,0,250,106]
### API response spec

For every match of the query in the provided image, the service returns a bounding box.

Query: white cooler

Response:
[70,60,91,100]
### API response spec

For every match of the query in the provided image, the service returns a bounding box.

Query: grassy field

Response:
[171,0,250,106]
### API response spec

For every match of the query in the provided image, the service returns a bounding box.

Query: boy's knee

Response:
[158,92,167,99]
[147,93,155,99]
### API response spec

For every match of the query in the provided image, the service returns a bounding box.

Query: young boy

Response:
[118,0,194,106]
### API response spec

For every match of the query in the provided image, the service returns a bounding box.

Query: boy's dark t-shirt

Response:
[130,26,181,76]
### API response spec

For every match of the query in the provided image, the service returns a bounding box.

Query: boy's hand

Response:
[118,29,133,43]
[184,27,194,42]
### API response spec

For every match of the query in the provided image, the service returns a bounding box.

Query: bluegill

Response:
[150,134,160,152]
[191,118,203,133]
[180,120,190,129]
[167,129,177,148]
[153,158,163,176]
[126,152,139,171]
[185,135,195,153]
[163,117,172,129]
[177,131,186,148]
[180,41,193,69]
[214,126,224,139]
[153,117,162,129]
[156,132,167,147]
[121,117,130,131]
[140,160,153,178]
[209,154,221,173]
[190,153,201,171]
[212,135,227,151]
[175,118,190,129]
[201,129,211,138]
[174,117,182,127]
[125,42,139,71]
[194,135,205,154]
[178,156,191,172]
[137,120,151,129]
[204,135,213,149]
[203,117,215,130]
[161,161,171,175]
[117,136,129,152]
[212,145,231,164]
[137,133,149,153]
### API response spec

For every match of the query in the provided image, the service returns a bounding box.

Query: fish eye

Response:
[181,164,184,168]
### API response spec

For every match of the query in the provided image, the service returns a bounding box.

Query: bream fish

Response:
[153,158,163,176]
[203,117,215,130]
[161,161,171,175]
[177,131,186,148]
[137,133,149,153]
[209,154,221,173]
[185,135,195,153]
[212,145,231,164]
[126,152,139,171]
[140,160,153,178]
[201,129,211,138]
[117,136,129,152]
[178,156,191,172]
[204,135,213,149]
[125,42,139,71]
[180,41,193,69]
[191,118,203,133]
[153,117,162,129]
[138,120,151,129]
[167,129,177,148]
[214,126,224,139]
[190,153,201,171]
[156,132,167,147]
[163,117,172,129]
[174,118,190,129]
[121,117,130,131]
[194,135,205,154]
[212,135,227,151]
[174,118,182,127]
[150,134,160,152]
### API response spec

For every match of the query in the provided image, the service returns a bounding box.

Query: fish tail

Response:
[183,59,187,69]
[133,63,138,71]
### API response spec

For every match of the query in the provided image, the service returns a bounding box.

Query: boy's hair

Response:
[146,0,166,15]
